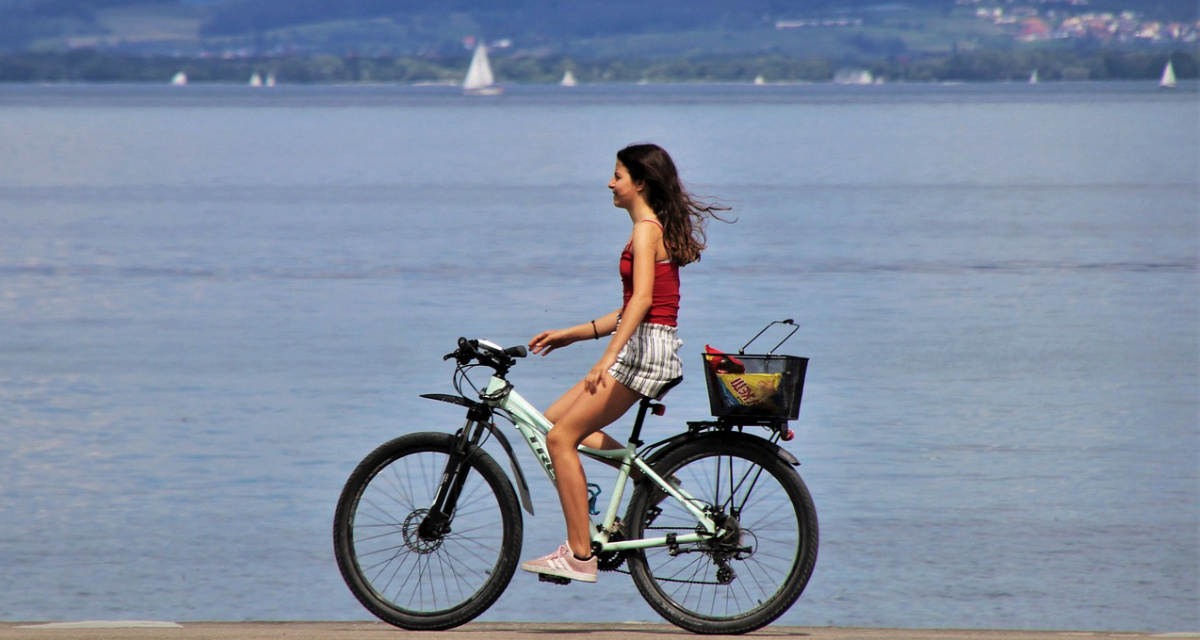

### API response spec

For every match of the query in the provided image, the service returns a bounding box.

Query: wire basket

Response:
[702,319,808,422]
[703,353,807,421]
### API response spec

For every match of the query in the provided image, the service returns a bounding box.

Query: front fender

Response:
[477,421,535,516]
[420,393,484,412]
[421,393,535,516]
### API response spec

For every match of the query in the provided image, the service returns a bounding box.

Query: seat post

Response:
[628,376,681,446]
[628,398,654,447]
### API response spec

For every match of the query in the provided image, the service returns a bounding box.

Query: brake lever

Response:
[444,337,476,364]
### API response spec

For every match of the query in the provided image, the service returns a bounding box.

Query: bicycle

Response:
[332,320,818,635]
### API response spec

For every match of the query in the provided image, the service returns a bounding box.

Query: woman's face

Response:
[608,161,643,210]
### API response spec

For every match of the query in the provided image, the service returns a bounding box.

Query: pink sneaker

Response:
[520,542,598,583]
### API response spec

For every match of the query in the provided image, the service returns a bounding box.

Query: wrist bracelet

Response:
[591,320,599,340]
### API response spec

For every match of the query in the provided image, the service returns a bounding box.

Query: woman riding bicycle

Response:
[521,143,728,583]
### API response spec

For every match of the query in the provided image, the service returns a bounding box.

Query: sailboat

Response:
[833,68,873,85]
[1029,69,1038,84]
[170,71,187,86]
[463,44,502,95]
[265,73,276,87]
[1160,60,1176,89]
[249,72,263,87]
[560,70,577,87]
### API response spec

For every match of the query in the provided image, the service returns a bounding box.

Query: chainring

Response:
[597,529,627,572]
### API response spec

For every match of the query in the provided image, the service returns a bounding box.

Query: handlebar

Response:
[444,337,527,373]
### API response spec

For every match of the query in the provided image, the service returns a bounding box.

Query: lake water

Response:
[0,82,1196,632]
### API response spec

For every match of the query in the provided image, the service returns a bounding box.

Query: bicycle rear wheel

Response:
[333,431,522,630]
[626,433,818,635]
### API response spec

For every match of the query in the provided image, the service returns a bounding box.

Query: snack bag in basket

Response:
[717,372,783,410]
[705,345,745,374]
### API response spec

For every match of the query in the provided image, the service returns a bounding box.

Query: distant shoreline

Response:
[1,48,1195,85]
[0,78,1193,87]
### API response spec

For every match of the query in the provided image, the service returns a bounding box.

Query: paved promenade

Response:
[1,622,1196,640]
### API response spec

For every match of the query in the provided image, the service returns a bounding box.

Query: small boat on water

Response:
[1160,60,1176,89]
[463,44,502,95]
[1029,69,1038,84]
[833,68,874,85]
[560,70,577,87]
[170,71,187,86]
[249,72,263,87]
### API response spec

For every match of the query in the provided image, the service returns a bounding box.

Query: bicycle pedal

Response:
[537,573,572,586]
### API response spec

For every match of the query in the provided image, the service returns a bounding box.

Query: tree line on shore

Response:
[0,48,1193,84]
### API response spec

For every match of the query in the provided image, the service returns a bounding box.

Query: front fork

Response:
[418,414,489,540]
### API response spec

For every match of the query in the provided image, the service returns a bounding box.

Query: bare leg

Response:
[545,380,644,475]
[546,380,626,451]
[544,374,641,557]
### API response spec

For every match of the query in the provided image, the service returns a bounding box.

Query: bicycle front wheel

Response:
[626,433,818,635]
[332,431,523,630]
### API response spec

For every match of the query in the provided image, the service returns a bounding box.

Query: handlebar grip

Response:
[505,345,528,359]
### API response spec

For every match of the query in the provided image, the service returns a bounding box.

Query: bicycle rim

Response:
[335,433,521,629]
[627,436,818,634]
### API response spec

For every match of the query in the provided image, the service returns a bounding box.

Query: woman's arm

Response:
[583,221,660,392]
[528,309,620,356]
[591,309,622,337]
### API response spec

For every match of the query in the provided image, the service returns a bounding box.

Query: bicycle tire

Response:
[625,433,818,635]
[333,432,523,630]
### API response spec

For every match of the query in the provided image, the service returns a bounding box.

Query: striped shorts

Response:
[608,322,684,398]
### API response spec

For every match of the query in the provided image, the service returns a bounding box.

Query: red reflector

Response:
[783,429,795,441]
[651,404,666,416]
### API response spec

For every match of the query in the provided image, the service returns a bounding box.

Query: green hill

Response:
[0,0,1194,83]
[1,0,1196,58]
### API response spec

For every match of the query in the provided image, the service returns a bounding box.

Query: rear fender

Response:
[644,430,800,468]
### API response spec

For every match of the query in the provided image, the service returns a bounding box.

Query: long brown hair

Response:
[617,143,729,266]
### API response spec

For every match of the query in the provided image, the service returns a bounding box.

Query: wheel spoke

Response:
[627,436,817,634]
[333,433,523,630]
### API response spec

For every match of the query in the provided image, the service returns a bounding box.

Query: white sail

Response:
[249,72,263,87]
[754,74,766,85]
[833,68,873,85]
[170,71,187,86]
[1029,69,1038,84]
[1161,60,1176,89]
[560,70,577,87]
[464,44,500,94]
[266,73,276,87]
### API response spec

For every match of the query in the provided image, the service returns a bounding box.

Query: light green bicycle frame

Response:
[483,375,718,552]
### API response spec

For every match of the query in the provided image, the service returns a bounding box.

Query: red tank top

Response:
[619,223,680,327]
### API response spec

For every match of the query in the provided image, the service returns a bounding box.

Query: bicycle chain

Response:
[607,525,733,586]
